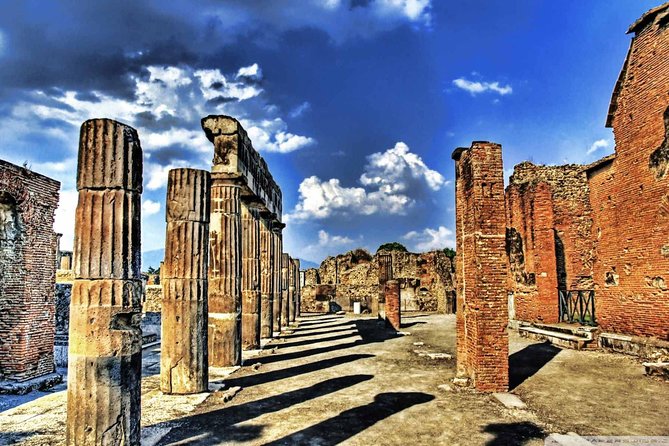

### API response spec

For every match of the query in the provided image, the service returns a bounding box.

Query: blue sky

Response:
[0,0,659,267]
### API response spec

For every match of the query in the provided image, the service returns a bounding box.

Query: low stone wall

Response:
[142,285,163,339]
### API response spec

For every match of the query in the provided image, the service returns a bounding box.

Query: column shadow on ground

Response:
[483,421,546,446]
[508,342,561,390]
[263,392,435,446]
[276,331,358,349]
[220,353,374,389]
[153,374,375,445]
[290,320,354,333]
[249,319,400,366]
[281,325,355,339]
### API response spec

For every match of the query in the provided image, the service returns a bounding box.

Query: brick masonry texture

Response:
[505,5,669,341]
[0,159,60,382]
[453,142,509,393]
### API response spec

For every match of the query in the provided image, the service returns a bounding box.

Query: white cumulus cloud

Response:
[586,138,610,155]
[452,77,512,96]
[287,142,445,221]
[142,199,161,216]
[403,225,455,251]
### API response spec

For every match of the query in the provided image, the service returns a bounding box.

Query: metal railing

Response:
[558,289,596,326]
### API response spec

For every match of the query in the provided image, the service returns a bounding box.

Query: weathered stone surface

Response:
[293,258,301,320]
[67,118,143,445]
[281,253,290,327]
[453,141,509,393]
[241,203,261,350]
[288,257,296,323]
[271,225,283,331]
[201,115,282,220]
[208,181,242,367]
[385,280,401,331]
[260,217,274,338]
[161,168,210,395]
[0,160,59,384]
[300,249,454,314]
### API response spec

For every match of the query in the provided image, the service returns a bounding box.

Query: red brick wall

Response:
[0,159,60,381]
[384,280,401,331]
[591,12,669,340]
[506,181,559,323]
[453,141,508,393]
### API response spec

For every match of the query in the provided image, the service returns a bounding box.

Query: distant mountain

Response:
[298,258,319,269]
[142,249,164,270]
[142,249,319,272]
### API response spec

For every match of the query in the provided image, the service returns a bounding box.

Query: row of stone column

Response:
[66,119,301,445]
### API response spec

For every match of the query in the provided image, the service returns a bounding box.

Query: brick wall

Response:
[592,7,669,340]
[0,159,60,382]
[453,142,509,393]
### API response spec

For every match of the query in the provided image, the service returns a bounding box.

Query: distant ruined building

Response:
[300,249,456,315]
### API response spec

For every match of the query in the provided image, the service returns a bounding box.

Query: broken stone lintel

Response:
[202,115,282,220]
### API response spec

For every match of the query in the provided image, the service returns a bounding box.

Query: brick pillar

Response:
[452,141,509,393]
[532,182,559,323]
[260,216,274,338]
[281,253,290,327]
[160,168,210,394]
[241,203,261,349]
[272,226,283,332]
[67,118,143,445]
[385,280,401,331]
[208,179,242,367]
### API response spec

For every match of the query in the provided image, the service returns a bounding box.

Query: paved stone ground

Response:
[1,313,667,445]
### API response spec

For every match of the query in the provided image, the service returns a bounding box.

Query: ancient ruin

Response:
[301,249,455,315]
[161,168,210,394]
[452,142,509,393]
[66,119,144,444]
[0,160,60,389]
[202,115,283,366]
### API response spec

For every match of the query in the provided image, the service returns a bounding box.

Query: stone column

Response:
[385,280,401,331]
[272,226,283,331]
[281,253,290,327]
[241,202,261,350]
[294,259,301,319]
[288,257,296,323]
[452,141,509,393]
[66,118,143,445]
[260,215,274,338]
[160,168,210,395]
[208,179,242,367]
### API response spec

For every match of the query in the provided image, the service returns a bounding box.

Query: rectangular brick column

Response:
[241,203,261,349]
[532,182,559,323]
[260,215,274,338]
[208,179,242,367]
[452,141,509,393]
[67,118,143,445]
[385,280,401,331]
[293,258,301,318]
[161,168,210,394]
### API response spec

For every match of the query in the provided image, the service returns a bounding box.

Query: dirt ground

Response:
[1,313,667,445]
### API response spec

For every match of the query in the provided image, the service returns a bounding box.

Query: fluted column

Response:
[260,216,274,338]
[160,168,210,394]
[281,253,290,327]
[289,257,296,323]
[241,203,261,349]
[66,118,143,446]
[272,226,283,332]
[208,179,242,367]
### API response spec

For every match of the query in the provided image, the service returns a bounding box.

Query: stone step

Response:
[531,322,597,340]
[518,326,594,350]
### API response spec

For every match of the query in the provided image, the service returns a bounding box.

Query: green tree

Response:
[377,242,408,253]
[443,248,456,259]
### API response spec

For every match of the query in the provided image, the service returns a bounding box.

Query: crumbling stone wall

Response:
[300,249,454,314]
[0,159,59,382]
[592,5,669,340]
